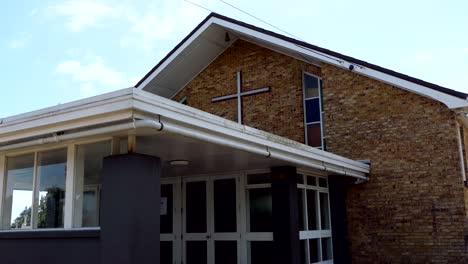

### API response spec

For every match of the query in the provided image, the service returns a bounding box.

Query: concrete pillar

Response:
[100,153,161,264]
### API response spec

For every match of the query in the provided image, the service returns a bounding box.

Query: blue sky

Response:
[1,0,467,118]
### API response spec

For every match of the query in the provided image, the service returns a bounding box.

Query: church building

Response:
[0,13,467,264]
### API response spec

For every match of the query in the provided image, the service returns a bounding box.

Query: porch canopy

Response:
[0,88,369,179]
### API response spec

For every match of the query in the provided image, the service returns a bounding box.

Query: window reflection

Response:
[3,154,34,229]
[2,149,67,230]
[74,141,111,227]
[36,148,67,228]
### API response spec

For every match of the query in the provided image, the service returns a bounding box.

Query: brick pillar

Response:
[271,166,300,264]
[100,154,161,264]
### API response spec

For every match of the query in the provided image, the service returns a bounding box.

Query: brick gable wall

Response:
[173,39,468,263]
[173,39,319,143]
[323,64,468,263]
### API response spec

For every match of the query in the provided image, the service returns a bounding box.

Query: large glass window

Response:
[297,173,333,263]
[2,149,67,229]
[73,141,111,227]
[303,73,325,150]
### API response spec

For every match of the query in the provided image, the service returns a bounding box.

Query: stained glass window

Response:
[303,73,325,149]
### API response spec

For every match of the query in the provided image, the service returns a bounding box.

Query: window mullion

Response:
[64,144,76,228]
[316,189,323,261]
[0,154,5,229]
[239,173,248,263]
[302,185,311,264]
[326,192,333,261]
[31,152,39,229]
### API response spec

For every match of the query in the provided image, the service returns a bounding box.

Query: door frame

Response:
[161,170,275,264]
[161,177,182,264]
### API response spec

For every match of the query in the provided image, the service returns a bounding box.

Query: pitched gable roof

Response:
[136,12,468,109]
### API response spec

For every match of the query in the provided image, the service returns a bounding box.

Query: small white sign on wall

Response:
[160,197,167,215]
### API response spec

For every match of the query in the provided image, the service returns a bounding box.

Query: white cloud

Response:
[9,39,26,49]
[56,57,131,96]
[65,48,82,57]
[79,82,99,97]
[120,1,211,51]
[9,35,31,49]
[50,1,115,32]
[48,0,212,51]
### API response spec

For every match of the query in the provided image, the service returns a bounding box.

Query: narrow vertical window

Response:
[297,173,333,263]
[36,148,67,228]
[74,141,111,227]
[2,154,34,229]
[303,73,325,150]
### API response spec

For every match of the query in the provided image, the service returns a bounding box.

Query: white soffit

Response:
[139,15,468,109]
[141,23,237,97]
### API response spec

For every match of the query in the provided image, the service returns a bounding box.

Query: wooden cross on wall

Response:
[211,71,271,124]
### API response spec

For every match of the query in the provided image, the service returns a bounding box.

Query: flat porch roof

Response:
[0,88,369,179]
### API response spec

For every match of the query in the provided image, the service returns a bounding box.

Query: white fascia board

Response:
[0,88,369,177]
[1,88,134,126]
[0,111,133,144]
[132,89,369,175]
[137,19,216,90]
[0,88,135,143]
[208,18,468,109]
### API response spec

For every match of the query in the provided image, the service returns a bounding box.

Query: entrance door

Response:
[161,174,240,264]
[183,175,239,264]
[160,178,181,264]
[183,177,209,264]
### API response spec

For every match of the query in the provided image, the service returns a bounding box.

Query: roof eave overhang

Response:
[0,88,369,180]
[137,14,468,109]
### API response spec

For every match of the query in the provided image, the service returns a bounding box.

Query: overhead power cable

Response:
[217,0,302,40]
[183,0,215,13]
[184,0,352,66]
[218,1,348,65]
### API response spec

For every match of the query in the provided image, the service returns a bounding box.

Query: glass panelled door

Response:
[161,174,240,264]
[183,178,209,264]
[212,177,238,264]
[160,179,181,264]
[183,175,240,264]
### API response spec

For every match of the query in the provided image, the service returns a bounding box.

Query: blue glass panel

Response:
[305,99,321,123]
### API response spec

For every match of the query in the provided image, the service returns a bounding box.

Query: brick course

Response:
[323,64,468,263]
[173,39,320,143]
[173,39,468,263]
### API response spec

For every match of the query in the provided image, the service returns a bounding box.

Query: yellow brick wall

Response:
[173,39,468,263]
[322,64,468,263]
[173,39,319,143]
